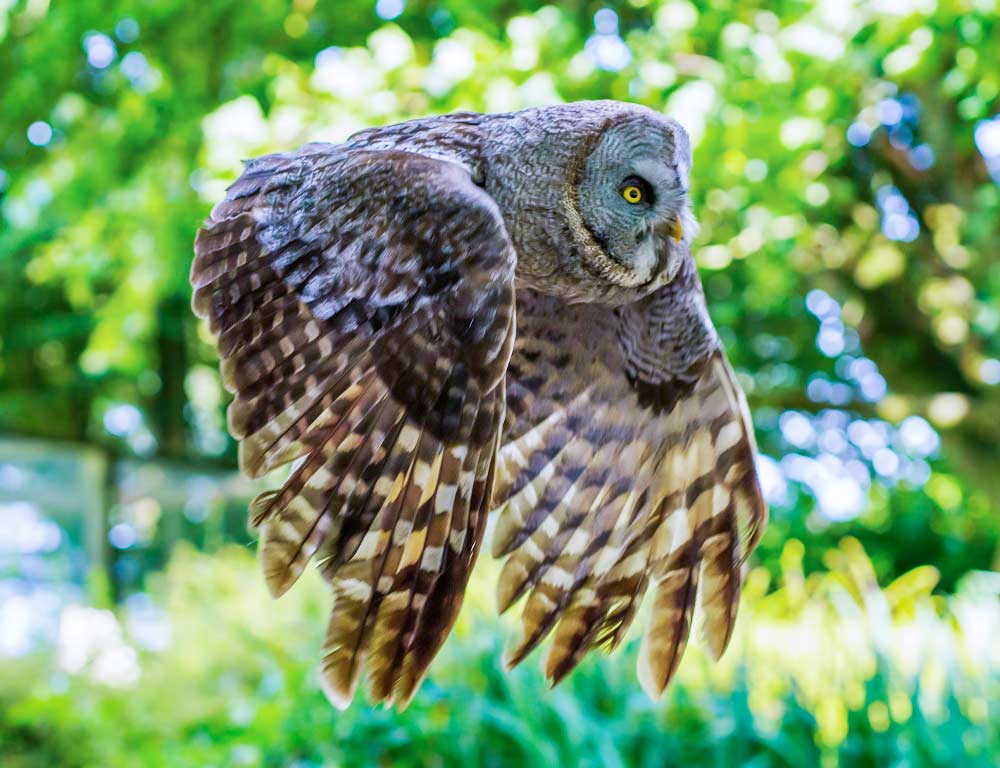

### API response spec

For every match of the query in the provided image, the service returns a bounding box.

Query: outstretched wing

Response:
[192,145,516,709]
[494,254,766,697]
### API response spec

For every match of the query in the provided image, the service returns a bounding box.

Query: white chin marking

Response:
[630,240,657,283]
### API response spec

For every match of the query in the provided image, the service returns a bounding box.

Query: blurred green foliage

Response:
[3,543,1000,767]
[1,0,1000,763]
[2,0,999,591]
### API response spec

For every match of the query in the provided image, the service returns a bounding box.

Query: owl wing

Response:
[494,256,766,698]
[192,145,515,709]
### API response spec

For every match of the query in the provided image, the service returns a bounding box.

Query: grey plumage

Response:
[191,99,767,709]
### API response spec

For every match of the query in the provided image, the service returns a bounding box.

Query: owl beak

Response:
[657,216,683,244]
[669,217,683,243]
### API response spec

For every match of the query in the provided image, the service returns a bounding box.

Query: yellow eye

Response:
[622,185,643,204]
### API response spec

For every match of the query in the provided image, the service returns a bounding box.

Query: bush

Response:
[3,542,999,767]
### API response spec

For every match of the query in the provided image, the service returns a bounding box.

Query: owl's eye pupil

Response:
[619,176,650,205]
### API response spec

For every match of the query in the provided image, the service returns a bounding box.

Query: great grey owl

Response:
[191,100,767,709]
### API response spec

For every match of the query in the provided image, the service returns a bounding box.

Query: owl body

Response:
[192,100,766,709]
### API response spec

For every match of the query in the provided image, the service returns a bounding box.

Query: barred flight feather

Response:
[192,145,515,709]
[496,281,766,697]
[192,105,767,710]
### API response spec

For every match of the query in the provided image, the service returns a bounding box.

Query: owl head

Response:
[575,110,696,289]
[481,102,696,302]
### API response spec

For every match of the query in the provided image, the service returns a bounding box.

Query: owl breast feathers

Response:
[191,100,767,709]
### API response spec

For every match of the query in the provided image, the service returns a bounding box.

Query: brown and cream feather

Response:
[496,260,765,694]
[191,100,767,709]
[193,145,514,708]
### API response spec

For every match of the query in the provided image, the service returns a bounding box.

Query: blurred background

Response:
[1,0,999,765]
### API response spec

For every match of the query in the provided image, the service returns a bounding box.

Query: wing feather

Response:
[495,258,766,696]
[192,144,515,709]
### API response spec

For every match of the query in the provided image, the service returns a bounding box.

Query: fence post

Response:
[83,446,113,606]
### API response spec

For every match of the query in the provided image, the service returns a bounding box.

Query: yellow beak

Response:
[668,217,683,244]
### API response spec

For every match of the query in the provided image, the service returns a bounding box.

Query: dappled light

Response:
[1,0,998,765]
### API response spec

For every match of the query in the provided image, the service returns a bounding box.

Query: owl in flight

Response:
[192,100,766,709]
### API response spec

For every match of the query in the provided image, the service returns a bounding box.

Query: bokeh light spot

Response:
[84,33,117,69]
[26,121,53,147]
[375,0,404,21]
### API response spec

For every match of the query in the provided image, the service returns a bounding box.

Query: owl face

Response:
[577,115,694,287]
